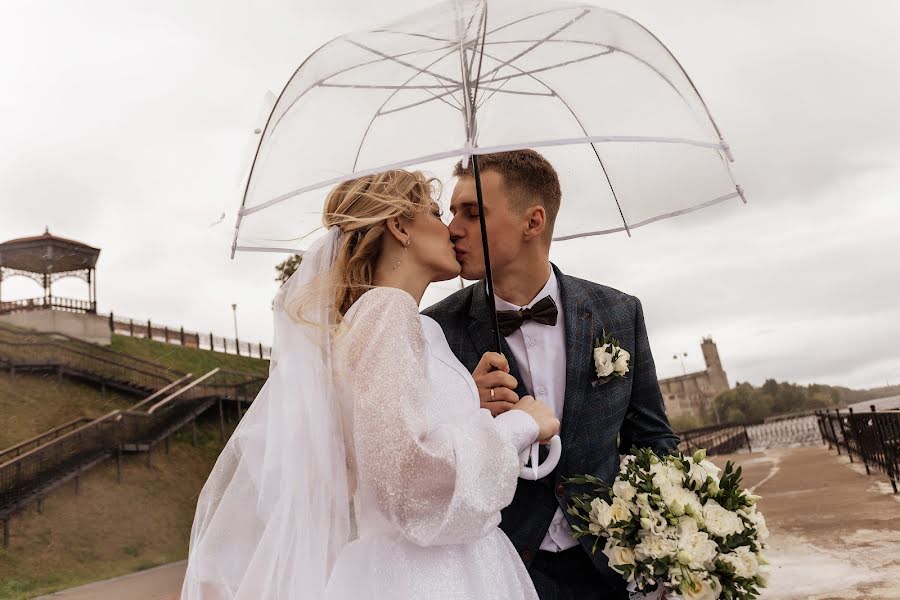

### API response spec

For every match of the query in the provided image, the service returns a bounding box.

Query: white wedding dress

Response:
[325,286,539,599]
[181,228,539,599]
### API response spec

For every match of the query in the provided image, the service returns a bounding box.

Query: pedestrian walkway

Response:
[35,447,900,600]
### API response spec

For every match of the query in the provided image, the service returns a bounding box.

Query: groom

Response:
[424,150,679,599]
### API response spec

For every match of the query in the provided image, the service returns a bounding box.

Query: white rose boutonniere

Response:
[593,331,630,387]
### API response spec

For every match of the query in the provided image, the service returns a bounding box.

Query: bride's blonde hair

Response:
[288,169,440,324]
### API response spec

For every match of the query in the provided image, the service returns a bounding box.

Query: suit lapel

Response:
[556,265,602,472]
[466,281,529,400]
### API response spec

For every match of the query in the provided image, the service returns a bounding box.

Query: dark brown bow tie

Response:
[496,296,559,337]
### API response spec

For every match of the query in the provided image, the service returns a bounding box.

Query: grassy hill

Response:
[0,327,265,599]
[110,335,269,377]
[0,372,134,449]
[0,416,227,600]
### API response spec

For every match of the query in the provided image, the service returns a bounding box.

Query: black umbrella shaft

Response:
[472,154,504,355]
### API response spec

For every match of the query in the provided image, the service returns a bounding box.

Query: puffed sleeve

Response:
[339,287,532,547]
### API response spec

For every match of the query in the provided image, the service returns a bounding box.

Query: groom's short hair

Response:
[453,149,561,240]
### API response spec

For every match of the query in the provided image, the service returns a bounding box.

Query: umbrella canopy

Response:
[232,0,743,256]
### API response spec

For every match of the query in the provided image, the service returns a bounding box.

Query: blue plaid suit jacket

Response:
[423,264,679,583]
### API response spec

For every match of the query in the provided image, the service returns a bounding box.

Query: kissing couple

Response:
[181,149,678,600]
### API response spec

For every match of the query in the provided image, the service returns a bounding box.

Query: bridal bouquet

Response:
[567,449,768,600]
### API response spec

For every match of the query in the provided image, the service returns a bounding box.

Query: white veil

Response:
[181,227,351,599]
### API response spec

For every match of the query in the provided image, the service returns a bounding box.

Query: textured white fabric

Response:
[494,269,578,552]
[327,287,539,599]
[181,228,352,599]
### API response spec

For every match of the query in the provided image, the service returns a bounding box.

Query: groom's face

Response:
[448,171,526,280]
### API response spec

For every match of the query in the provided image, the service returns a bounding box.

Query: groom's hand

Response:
[473,352,519,416]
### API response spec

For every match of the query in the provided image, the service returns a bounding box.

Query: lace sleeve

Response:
[341,287,522,546]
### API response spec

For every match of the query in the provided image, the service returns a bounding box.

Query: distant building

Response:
[659,337,729,420]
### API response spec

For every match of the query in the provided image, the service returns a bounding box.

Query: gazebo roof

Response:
[0,228,100,274]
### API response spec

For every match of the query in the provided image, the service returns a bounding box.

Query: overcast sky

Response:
[2,0,898,390]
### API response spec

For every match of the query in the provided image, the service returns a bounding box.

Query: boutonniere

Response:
[592,331,630,387]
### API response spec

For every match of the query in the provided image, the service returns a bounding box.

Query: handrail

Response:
[0,410,122,470]
[128,374,194,411]
[148,368,221,414]
[0,417,93,464]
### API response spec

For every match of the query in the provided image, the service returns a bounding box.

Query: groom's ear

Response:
[522,205,547,241]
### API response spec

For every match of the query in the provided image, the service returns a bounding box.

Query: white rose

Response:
[603,541,636,576]
[613,478,637,503]
[594,347,615,377]
[702,500,745,538]
[609,497,633,526]
[589,498,613,531]
[680,573,722,600]
[613,348,630,374]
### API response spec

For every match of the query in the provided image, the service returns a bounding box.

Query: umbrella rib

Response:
[352,45,462,171]
[477,9,590,81]
[344,39,462,86]
[552,191,743,241]
[474,48,614,109]
[477,46,631,235]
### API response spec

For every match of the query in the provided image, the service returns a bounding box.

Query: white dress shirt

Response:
[495,269,578,552]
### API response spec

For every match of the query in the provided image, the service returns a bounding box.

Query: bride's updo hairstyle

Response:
[287,169,440,324]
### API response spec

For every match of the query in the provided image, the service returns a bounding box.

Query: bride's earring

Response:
[392,238,411,271]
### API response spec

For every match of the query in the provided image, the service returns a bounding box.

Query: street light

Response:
[673,352,687,376]
[231,303,239,341]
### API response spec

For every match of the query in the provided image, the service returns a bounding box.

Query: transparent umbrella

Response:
[233,0,744,351]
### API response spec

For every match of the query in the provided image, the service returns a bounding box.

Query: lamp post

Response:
[231,303,239,341]
[673,352,687,376]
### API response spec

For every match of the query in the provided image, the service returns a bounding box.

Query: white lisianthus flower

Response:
[613,348,630,375]
[613,478,637,503]
[634,532,678,561]
[651,461,685,488]
[702,500,745,538]
[677,530,719,570]
[680,572,722,600]
[739,506,770,542]
[688,459,722,487]
[733,545,761,578]
[594,347,615,377]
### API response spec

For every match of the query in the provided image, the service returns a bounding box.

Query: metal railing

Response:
[108,313,271,360]
[0,417,94,465]
[818,406,899,493]
[746,415,823,451]
[676,422,752,456]
[0,296,95,315]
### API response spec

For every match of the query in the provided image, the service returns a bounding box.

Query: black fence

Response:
[677,422,752,456]
[817,406,899,494]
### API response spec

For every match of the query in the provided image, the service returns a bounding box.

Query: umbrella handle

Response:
[519,435,562,480]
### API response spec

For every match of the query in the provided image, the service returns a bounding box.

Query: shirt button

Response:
[537,387,546,396]
[527,338,536,347]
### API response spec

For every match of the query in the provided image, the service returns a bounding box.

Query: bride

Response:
[181,170,560,599]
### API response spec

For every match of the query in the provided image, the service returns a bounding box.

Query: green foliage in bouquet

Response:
[566,448,768,600]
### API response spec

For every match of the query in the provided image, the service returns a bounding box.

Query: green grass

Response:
[0,415,230,600]
[0,372,134,449]
[110,335,268,378]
